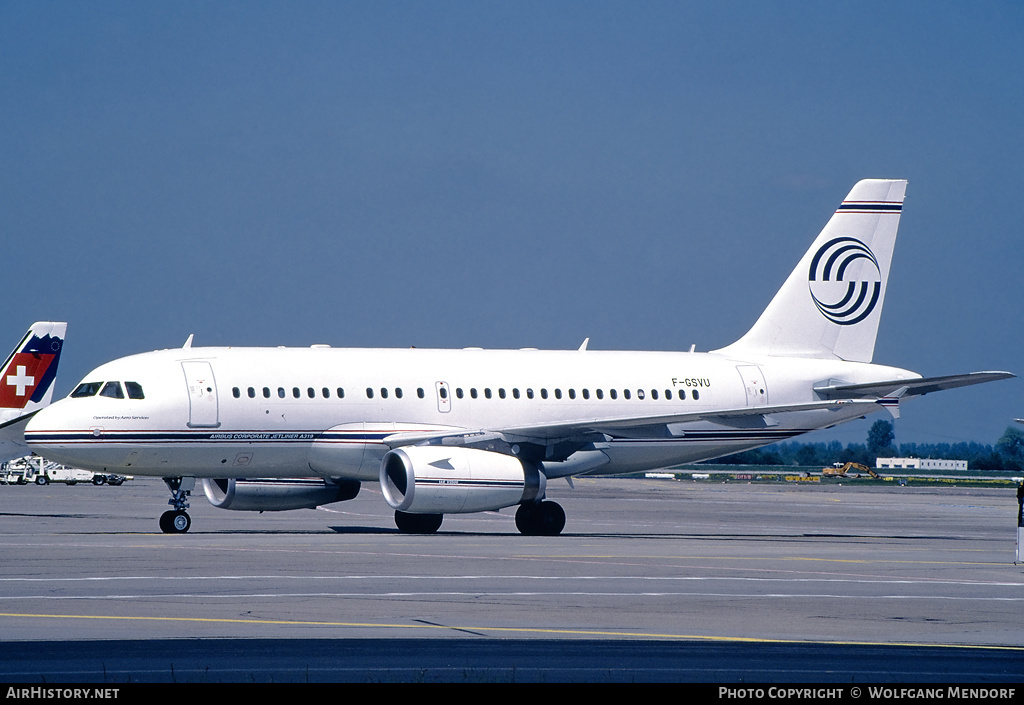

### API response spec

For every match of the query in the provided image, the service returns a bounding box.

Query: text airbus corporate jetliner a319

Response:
[25,180,1014,534]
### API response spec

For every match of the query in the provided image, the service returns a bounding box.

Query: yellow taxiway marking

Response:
[1,612,1022,651]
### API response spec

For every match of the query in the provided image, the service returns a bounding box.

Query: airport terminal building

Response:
[875,457,968,471]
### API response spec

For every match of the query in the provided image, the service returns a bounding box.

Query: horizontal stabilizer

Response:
[0,411,39,463]
[814,371,1015,400]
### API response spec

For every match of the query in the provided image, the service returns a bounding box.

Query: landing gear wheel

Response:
[394,511,443,534]
[159,510,191,534]
[515,501,565,536]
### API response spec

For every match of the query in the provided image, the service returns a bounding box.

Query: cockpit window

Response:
[125,382,145,400]
[71,382,103,398]
[99,382,124,399]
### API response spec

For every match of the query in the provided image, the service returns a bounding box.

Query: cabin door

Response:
[182,360,220,428]
[736,365,768,407]
[435,381,452,413]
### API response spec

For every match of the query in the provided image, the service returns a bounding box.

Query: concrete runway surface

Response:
[0,475,1021,682]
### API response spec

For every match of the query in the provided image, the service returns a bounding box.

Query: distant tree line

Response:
[706,420,1024,472]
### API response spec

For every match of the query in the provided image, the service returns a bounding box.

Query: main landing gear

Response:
[394,510,444,534]
[515,501,566,536]
[159,477,195,534]
[392,500,566,536]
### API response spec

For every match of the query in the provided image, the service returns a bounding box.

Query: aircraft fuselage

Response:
[26,345,917,480]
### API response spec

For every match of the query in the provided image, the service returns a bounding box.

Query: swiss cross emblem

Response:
[0,352,53,408]
[7,365,34,396]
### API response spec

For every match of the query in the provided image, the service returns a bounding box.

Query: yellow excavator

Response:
[822,462,880,479]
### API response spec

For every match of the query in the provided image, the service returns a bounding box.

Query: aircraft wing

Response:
[813,371,1015,400]
[381,398,878,448]
[380,371,1013,452]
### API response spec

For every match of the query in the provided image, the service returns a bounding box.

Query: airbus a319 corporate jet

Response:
[25,180,1013,534]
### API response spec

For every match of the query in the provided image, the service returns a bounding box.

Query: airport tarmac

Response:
[0,475,1022,682]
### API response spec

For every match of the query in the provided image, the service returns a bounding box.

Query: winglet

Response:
[876,386,908,419]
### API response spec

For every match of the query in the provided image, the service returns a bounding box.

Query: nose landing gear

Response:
[159,477,195,534]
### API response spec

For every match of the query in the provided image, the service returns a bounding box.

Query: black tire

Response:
[535,501,566,536]
[515,503,536,534]
[35,476,48,485]
[92,475,106,485]
[159,510,191,534]
[394,511,443,534]
[516,501,565,536]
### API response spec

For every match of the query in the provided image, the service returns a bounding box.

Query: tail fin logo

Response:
[0,333,63,409]
[808,237,881,326]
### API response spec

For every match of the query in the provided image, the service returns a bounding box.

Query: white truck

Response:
[1,455,128,485]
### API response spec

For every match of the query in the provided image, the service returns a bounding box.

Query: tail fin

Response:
[0,322,67,418]
[715,179,907,363]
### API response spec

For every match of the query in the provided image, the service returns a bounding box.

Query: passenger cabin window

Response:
[100,382,124,399]
[71,382,103,398]
[232,387,241,399]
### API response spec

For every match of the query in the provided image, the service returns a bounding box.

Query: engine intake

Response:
[380,446,545,514]
[201,477,360,511]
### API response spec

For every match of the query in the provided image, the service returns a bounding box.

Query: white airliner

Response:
[25,180,1013,534]
[0,322,67,463]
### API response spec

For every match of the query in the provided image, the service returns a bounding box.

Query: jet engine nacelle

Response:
[380,446,546,514]
[201,477,360,511]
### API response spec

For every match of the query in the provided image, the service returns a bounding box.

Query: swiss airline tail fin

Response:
[0,322,67,418]
[715,179,907,362]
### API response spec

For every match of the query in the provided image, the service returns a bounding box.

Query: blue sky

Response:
[2,1,1021,447]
